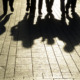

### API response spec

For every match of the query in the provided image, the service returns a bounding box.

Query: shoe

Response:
[3,11,7,15]
[10,7,14,12]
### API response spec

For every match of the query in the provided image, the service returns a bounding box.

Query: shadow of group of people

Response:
[10,10,80,52]
[1,0,80,53]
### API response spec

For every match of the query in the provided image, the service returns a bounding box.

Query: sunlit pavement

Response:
[0,0,80,80]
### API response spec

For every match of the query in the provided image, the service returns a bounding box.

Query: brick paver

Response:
[0,0,80,80]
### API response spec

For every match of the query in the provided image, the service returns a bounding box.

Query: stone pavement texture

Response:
[0,0,80,80]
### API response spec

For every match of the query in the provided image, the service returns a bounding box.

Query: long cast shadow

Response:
[11,12,80,52]
[64,13,80,52]
[10,13,67,48]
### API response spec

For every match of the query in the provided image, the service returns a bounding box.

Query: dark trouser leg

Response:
[71,0,77,12]
[61,0,65,19]
[3,0,7,14]
[30,0,36,14]
[66,0,71,14]
[38,0,43,14]
[26,0,30,11]
[9,0,14,12]
[49,0,54,13]
[45,0,50,14]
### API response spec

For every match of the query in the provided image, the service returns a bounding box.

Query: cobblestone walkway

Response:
[0,0,80,80]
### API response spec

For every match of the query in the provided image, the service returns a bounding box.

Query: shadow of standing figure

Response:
[2,0,14,15]
[38,0,54,15]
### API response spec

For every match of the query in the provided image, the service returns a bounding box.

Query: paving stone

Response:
[17,49,31,58]
[7,56,15,65]
[52,72,62,78]
[16,58,32,65]
[33,58,49,65]
[0,67,5,78]
[0,55,7,66]
[9,47,16,56]
[62,73,72,78]
[15,64,32,70]
[5,65,15,78]
[15,69,33,78]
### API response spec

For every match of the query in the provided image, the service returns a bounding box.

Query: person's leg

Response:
[3,0,7,15]
[26,0,30,11]
[45,0,50,14]
[30,0,36,14]
[60,0,65,20]
[49,0,54,13]
[66,0,71,14]
[71,0,77,13]
[38,0,43,15]
[9,0,14,12]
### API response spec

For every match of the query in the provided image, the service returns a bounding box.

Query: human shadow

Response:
[10,13,67,49]
[0,13,12,35]
[63,12,80,52]
[11,12,80,52]
[11,13,34,48]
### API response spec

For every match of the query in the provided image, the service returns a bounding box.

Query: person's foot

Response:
[3,11,7,15]
[10,6,14,12]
